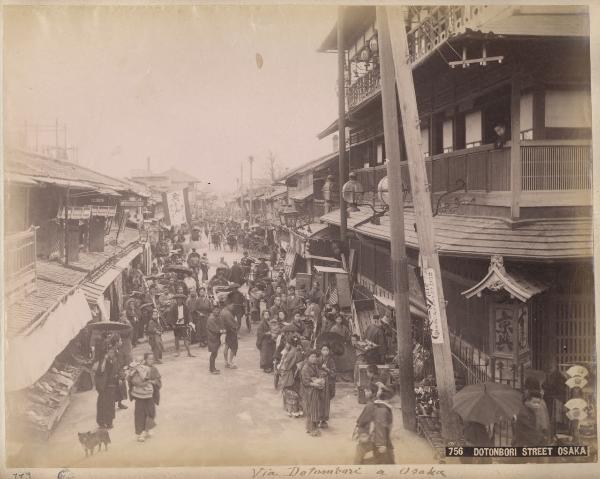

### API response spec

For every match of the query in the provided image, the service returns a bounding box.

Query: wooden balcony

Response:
[346,6,503,111]
[353,140,592,211]
[347,67,381,110]
[5,227,38,304]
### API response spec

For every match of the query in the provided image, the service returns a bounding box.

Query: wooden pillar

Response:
[532,84,546,140]
[386,5,461,441]
[377,6,417,433]
[510,73,522,221]
[337,6,348,242]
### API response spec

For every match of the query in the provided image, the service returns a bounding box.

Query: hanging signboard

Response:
[423,268,443,344]
[120,199,144,207]
[162,189,190,226]
[57,206,91,220]
[91,205,117,217]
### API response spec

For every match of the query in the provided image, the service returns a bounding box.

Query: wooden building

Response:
[317,5,594,442]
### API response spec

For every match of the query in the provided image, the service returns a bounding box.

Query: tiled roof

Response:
[6,279,74,337]
[67,227,140,272]
[6,227,141,338]
[158,167,201,184]
[4,149,131,192]
[36,261,87,287]
[321,207,592,260]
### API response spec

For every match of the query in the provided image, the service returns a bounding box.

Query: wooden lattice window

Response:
[554,296,595,368]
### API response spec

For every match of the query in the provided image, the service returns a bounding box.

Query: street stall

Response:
[6,289,95,441]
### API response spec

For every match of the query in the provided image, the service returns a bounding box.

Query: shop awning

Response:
[30,176,93,190]
[289,187,314,201]
[314,265,347,274]
[6,289,93,391]
[305,254,341,263]
[295,222,330,238]
[114,245,143,269]
[95,187,121,197]
[373,294,428,321]
[5,173,39,185]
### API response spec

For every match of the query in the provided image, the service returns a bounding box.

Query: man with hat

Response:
[207,303,226,374]
[168,293,195,358]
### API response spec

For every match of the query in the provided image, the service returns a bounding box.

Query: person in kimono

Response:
[318,344,336,428]
[256,311,281,373]
[300,349,324,436]
[206,304,226,374]
[168,294,194,358]
[146,308,163,364]
[354,385,395,464]
[364,314,387,364]
[200,253,210,283]
[221,295,240,369]
[277,336,304,417]
[129,352,162,443]
[95,345,119,429]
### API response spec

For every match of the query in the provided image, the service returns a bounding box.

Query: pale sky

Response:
[3,5,339,192]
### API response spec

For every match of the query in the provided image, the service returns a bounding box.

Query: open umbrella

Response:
[163,265,192,275]
[88,321,132,333]
[452,382,524,426]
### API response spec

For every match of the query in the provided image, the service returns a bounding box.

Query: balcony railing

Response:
[352,140,592,209]
[407,6,499,65]
[5,227,38,303]
[347,67,381,110]
[345,6,503,111]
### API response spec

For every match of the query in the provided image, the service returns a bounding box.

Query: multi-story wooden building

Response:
[317,5,594,440]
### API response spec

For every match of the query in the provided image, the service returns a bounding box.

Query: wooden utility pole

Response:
[268,151,276,182]
[376,6,416,433]
[240,161,245,219]
[510,71,522,221]
[248,155,254,225]
[337,6,348,242]
[64,187,70,266]
[385,6,460,441]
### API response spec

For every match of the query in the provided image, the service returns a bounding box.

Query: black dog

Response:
[78,429,111,456]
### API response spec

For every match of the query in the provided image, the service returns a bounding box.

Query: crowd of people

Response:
[87,219,396,462]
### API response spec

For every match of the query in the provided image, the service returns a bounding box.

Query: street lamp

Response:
[377,175,389,205]
[342,171,389,225]
[341,171,364,213]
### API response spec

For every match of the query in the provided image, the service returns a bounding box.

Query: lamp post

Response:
[341,171,364,214]
[337,6,348,242]
[248,155,254,225]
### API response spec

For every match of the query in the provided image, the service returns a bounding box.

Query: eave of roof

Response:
[320,207,592,261]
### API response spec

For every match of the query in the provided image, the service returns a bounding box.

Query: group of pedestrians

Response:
[92,331,162,444]
[92,218,397,460]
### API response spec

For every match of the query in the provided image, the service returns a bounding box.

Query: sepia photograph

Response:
[1,2,598,478]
